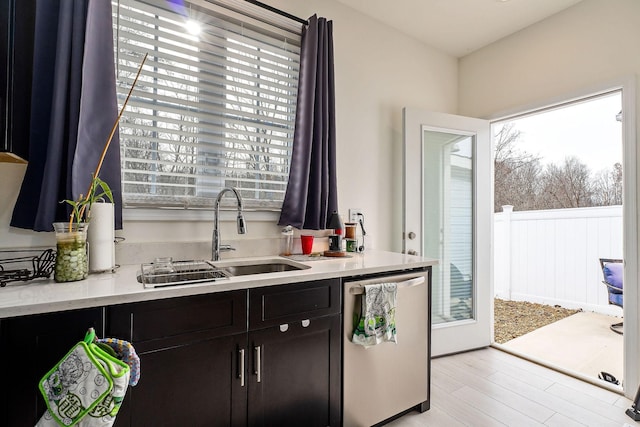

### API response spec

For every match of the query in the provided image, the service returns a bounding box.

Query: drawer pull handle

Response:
[301,319,310,328]
[238,348,245,387]
[349,276,425,295]
[254,345,262,383]
[279,324,289,332]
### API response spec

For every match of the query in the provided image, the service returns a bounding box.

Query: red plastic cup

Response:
[301,235,314,254]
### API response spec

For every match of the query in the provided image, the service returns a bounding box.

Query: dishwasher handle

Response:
[348,276,425,295]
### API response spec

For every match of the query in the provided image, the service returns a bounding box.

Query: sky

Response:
[495,92,622,174]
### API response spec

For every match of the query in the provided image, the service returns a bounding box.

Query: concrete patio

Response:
[497,311,623,389]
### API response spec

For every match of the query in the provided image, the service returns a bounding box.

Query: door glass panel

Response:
[422,129,474,324]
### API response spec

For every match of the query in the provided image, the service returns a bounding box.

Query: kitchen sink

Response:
[139,257,310,288]
[212,258,310,276]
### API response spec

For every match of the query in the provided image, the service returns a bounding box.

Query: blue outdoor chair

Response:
[599,258,623,334]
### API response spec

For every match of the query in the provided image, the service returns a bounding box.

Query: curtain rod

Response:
[243,0,308,25]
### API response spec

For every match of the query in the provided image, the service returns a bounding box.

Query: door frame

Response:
[488,76,637,396]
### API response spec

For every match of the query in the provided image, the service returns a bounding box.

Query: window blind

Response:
[112,0,301,209]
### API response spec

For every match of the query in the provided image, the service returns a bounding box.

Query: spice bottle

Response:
[280,225,293,256]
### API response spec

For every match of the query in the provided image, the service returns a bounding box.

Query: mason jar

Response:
[53,222,89,282]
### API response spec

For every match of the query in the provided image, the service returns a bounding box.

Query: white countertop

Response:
[0,250,437,319]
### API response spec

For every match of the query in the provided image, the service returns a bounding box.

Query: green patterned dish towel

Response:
[352,283,398,347]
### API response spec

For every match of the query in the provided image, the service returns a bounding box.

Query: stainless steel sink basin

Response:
[220,263,304,276]
[212,258,310,277]
[139,258,309,288]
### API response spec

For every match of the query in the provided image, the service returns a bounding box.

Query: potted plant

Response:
[53,53,148,283]
[54,176,114,282]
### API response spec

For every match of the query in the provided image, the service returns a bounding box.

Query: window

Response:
[112,0,301,210]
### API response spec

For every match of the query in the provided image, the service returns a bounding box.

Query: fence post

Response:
[502,205,514,300]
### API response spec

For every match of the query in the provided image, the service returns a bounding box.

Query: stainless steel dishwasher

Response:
[343,270,431,427]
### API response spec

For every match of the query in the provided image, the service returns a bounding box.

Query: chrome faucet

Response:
[213,187,247,261]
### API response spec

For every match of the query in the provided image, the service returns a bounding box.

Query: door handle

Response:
[407,249,418,255]
[254,345,261,383]
[238,348,245,387]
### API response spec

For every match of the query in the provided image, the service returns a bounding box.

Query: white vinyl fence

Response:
[494,205,623,316]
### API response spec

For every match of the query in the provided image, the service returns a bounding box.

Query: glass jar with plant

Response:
[54,176,114,282]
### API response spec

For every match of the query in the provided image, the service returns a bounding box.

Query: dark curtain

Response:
[10,0,122,231]
[278,15,337,230]
[73,0,122,228]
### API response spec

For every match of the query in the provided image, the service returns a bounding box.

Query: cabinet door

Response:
[115,334,247,427]
[247,315,341,427]
[108,291,248,427]
[0,307,104,427]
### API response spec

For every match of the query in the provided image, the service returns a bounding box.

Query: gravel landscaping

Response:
[494,299,581,344]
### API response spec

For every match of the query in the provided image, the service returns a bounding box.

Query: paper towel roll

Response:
[88,202,115,273]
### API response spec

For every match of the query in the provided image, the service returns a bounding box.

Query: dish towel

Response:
[97,338,141,387]
[352,283,398,347]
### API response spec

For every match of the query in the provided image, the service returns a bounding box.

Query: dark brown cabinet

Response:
[247,315,340,427]
[107,279,341,427]
[0,279,342,426]
[0,307,104,427]
[121,333,247,427]
[107,290,248,427]
[247,278,341,427]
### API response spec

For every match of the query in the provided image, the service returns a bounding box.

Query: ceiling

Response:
[332,0,583,57]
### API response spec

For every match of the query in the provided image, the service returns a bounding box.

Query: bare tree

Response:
[592,162,623,206]
[494,122,622,212]
[539,156,593,209]
[493,123,542,212]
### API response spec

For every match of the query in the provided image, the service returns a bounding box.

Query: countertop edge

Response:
[0,250,438,319]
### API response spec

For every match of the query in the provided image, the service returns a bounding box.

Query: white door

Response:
[403,108,492,356]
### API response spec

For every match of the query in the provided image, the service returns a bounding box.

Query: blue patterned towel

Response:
[352,283,398,347]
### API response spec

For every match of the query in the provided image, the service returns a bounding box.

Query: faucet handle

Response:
[219,244,236,252]
[237,212,247,234]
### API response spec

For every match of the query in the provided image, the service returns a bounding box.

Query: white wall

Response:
[459,0,640,119]
[0,0,457,255]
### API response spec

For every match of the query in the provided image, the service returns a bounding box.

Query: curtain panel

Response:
[278,15,338,230]
[11,0,122,231]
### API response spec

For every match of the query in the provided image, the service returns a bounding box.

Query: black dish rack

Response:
[0,248,56,287]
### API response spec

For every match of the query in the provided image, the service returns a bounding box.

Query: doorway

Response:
[490,88,637,393]
[403,79,637,396]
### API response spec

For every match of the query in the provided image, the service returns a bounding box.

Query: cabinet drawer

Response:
[107,290,247,353]
[249,279,340,329]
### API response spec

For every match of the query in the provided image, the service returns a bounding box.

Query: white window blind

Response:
[112,0,301,209]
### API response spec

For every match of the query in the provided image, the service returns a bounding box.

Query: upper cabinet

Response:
[0,0,35,163]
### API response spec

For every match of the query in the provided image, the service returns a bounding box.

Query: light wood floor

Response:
[387,347,634,427]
